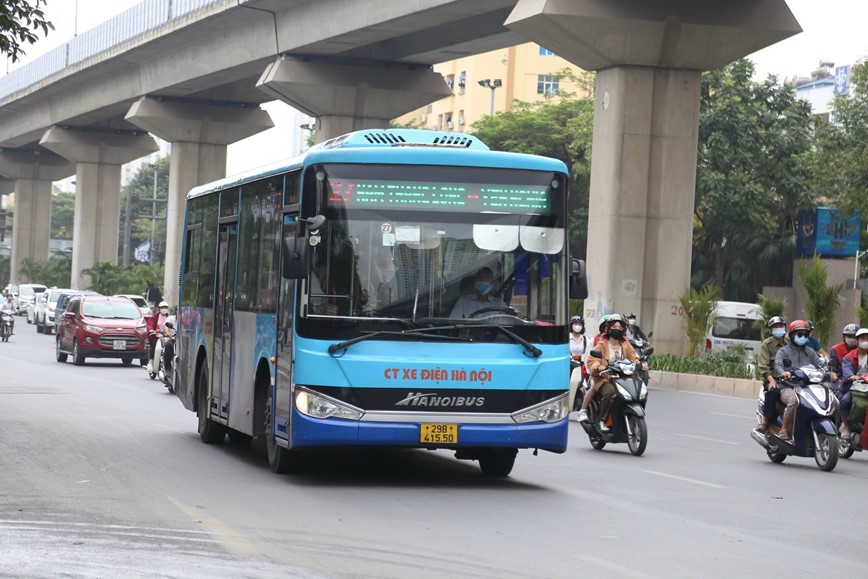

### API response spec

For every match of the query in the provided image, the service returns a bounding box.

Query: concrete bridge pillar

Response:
[125,97,274,306]
[0,151,74,284]
[39,127,159,289]
[506,0,801,355]
[256,59,452,143]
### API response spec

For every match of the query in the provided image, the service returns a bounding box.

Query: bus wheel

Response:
[265,385,300,474]
[478,449,517,477]
[197,364,225,444]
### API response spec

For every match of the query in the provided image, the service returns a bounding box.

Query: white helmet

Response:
[158,301,169,308]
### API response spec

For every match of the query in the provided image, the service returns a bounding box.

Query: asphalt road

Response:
[2,322,867,579]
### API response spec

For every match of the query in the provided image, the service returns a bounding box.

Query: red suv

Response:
[56,295,148,366]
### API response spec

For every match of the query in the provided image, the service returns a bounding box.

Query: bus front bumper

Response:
[289,409,568,453]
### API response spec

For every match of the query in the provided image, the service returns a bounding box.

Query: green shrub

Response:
[680,284,720,357]
[649,345,754,379]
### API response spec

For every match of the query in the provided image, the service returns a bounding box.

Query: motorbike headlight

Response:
[512,395,569,424]
[84,324,104,333]
[295,388,363,420]
[615,383,632,400]
[639,382,648,400]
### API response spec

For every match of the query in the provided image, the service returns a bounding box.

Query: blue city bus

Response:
[175,129,586,477]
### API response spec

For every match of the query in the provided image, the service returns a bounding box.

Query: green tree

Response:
[470,74,594,258]
[798,255,842,349]
[82,261,164,296]
[694,59,815,300]
[18,251,72,288]
[51,191,75,240]
[679,284,720,357]
[120,157,170,265]
[812,63,868,213]
[0,255,9,288]
[0,0,53,62]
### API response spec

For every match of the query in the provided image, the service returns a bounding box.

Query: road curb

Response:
[650,370,757,400]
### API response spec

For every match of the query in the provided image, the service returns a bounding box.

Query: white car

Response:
[19,284,47,321]
[114,294,152,317]
[34,288,76,335]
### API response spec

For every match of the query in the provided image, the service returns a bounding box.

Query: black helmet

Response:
[767,316,785,328]
[571,315,584,324]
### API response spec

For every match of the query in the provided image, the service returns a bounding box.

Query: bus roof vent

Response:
[314,129,490,151]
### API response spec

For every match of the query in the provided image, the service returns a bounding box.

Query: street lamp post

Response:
[149,167,158,265]
[477,79,502,116]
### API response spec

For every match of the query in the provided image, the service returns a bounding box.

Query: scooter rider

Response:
[829,323,859,378]
[624,313,648,343]
[0,293,14,334]
[569,315,589,412]
[146,301,170,373]
[839,328,868,440]
[773,320,823,441]
[578,314,648,431]
[756,316,788,434]
[162,308,177,381]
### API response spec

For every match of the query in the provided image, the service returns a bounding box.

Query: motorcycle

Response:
[838,379,868,459]
[149,321,176,393]
[570,357,590,412]
[750,363,839,472]
[1,312,13,342]
[579,348,653,456]
[629,331,653,385]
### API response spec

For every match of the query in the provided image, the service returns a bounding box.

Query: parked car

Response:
[56,295,148,366]
[34,288,76,335]
[53,291,101,335]
[113,294,152,317]
[705,301,763,360]
[18,284,47,319]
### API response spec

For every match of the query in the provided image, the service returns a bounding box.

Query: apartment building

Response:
[396,43,589,132]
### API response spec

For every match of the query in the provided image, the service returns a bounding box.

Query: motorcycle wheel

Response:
[589,435,606,450]
[838,437,855,459]
[814,433,839,472]
[626,415,648,456]
[766,447,787,463]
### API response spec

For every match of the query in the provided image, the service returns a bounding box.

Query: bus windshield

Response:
[298,163,568,344]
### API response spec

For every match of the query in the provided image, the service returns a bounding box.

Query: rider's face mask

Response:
[771,327,786,339]
[793,334,809,347]
[859,340,868,350]
[845,337,858,348]
[160,308,169,315]
[572,324,583,334]
[628,318,636,326]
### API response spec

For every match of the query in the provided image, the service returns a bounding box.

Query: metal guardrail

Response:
[0,0,222,101]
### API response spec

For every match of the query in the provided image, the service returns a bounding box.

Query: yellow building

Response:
[396,43,589,131]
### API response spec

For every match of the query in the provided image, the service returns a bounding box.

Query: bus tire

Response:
[265,383,300,474]
[197,363,225,444]
[478,448,517,477]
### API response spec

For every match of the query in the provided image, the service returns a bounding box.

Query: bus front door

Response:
[274,215,297,443]
[212,223,238,421]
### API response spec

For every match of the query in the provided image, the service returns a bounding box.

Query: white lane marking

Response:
[168,496,262,558]
[709,411,755,420]
[673,433,739,445]
[643,470,727,489]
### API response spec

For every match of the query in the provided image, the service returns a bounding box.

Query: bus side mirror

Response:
[569,258,588,299]
[282,237,311,279]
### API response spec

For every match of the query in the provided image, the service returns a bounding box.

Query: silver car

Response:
[34,288,76,335]
[18,284,47,320]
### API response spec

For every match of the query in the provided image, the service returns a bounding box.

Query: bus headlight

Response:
[512,395,569,424]
[295,388,363,421]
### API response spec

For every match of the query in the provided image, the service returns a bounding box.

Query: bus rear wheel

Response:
[197,363,225,444]
[478,449,517,477]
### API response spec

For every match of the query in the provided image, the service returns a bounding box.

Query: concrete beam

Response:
[504,0,802,71]
[0,150,75,183]
[256,59,452,142]
[124,97,274,146]
[39,127,159,289]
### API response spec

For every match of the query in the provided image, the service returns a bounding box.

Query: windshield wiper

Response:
[328,330,471,355]
[401,324,542,358]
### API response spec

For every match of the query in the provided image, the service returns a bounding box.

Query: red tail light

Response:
[705,339,712,351]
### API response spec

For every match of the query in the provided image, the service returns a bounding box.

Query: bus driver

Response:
[450,267,505,319]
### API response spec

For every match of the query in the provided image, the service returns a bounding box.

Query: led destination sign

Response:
[327,179,554,214]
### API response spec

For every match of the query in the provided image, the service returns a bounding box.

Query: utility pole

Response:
[478,79,502,116]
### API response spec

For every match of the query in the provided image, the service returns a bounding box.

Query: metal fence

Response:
[0,0,223,101]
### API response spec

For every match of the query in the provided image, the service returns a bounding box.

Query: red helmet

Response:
[788,320,810,337]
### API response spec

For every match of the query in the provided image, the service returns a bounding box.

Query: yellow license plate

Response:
[420,424,458,444]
